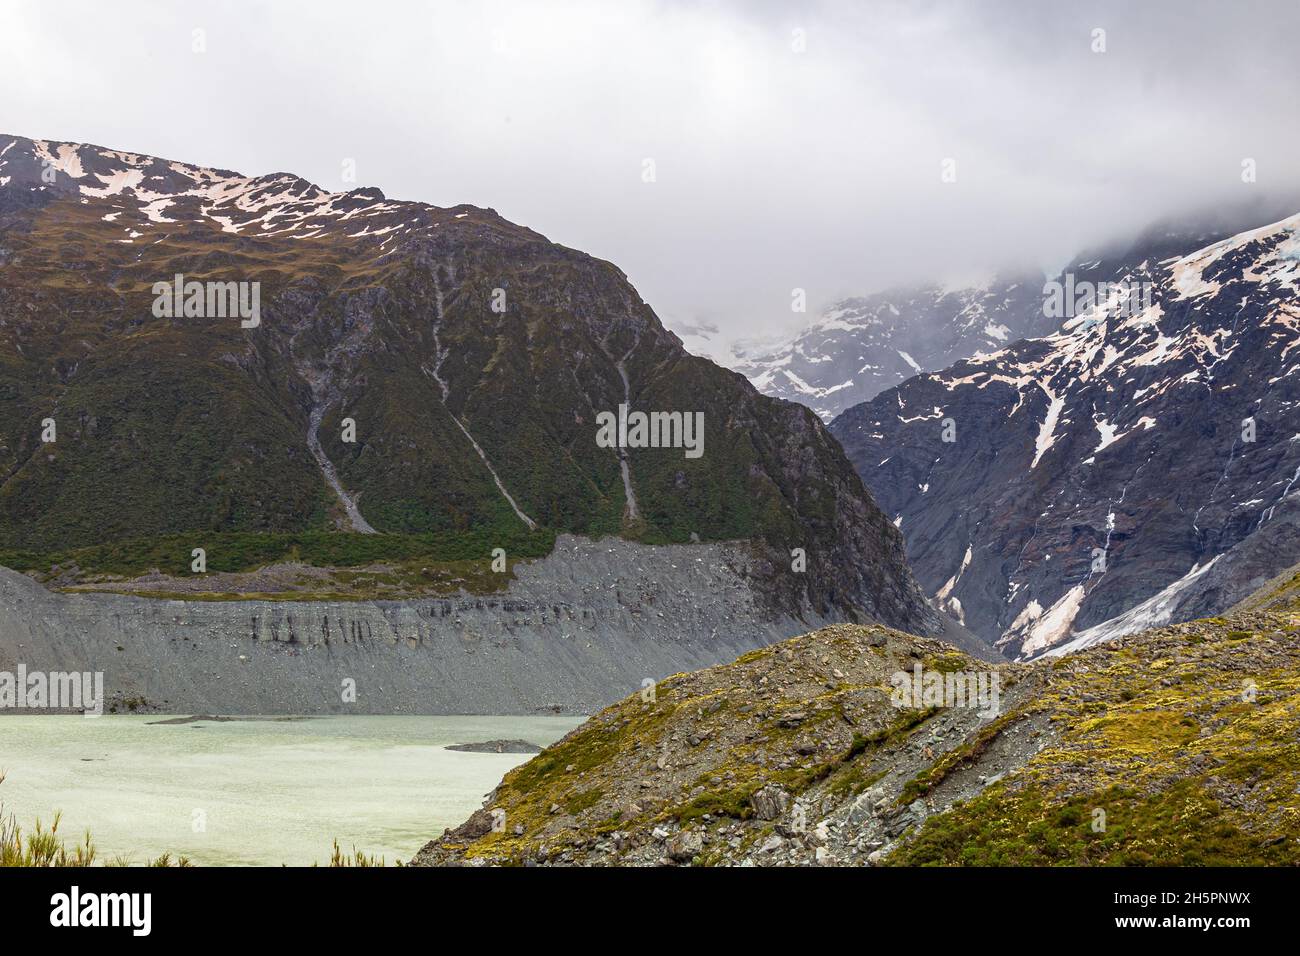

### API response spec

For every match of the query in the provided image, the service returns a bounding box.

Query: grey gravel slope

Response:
[0,536,849,715]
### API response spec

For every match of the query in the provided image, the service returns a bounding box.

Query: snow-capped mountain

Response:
[732,274,1054,421]
[735,203,1300,423]
[0,135,433,246]
[831,210,1300,658]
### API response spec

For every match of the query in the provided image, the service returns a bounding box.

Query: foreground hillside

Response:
[0,134,933,632]
[412,588,1300,865]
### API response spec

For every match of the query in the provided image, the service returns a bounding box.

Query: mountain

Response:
[732,273,1054,421]
[0,134,938,646]
[733,201,1300,423]
[411,588,1300,866]
[830,210,1300,658]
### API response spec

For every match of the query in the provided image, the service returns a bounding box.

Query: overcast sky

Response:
[3,0,1298,347]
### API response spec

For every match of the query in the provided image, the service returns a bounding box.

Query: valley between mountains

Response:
[410,204,1300,866]
[3,133,1300,867]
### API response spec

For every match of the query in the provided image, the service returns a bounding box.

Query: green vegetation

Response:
[891,620,1300,865]
[2,527,554,580]
[924,652,969,674]
[1,810,98,868]
[894,779,1292,866]
[321,839,397,867]
[0,796,192,867]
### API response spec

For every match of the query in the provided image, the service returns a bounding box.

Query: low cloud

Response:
[3,0,1296,341]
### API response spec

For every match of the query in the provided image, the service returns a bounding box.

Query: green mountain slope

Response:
[0,135,934,629]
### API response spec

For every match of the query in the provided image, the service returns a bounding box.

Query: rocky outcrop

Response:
[412,598,1300,866]
[446,740,542,754]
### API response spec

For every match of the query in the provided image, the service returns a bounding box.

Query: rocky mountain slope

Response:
[0,134,936,637]
[412,583,1300,866]
[733,273,1053,421]
[831,210,1300,657]
[735,203,1300,423]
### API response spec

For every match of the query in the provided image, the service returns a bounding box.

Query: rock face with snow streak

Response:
[831,211,1300,658]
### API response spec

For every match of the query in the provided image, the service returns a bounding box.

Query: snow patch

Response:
[1014,585,1086,658]
[897,350,923,374]
[1047,558,1222,657]
[1031,383,1064,469]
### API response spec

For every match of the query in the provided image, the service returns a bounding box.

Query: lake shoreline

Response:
[0,714,580,866]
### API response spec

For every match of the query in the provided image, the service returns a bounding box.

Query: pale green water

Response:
[0,714,582,866]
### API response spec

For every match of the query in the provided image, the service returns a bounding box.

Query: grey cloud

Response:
[1,0,1296,345]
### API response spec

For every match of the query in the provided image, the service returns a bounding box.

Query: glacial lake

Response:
[0,714,582,866]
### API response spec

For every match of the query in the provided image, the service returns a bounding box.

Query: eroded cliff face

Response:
[0,536,845,715]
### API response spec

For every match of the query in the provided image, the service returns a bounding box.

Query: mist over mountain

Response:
[5,0,1300,888]
[732,197,1300,421]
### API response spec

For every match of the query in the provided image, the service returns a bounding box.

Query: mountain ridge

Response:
[731,198,1300,422]
[732,271,1055,421]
